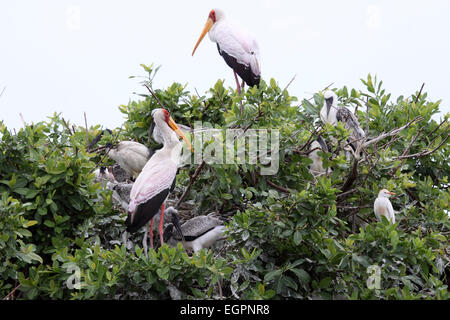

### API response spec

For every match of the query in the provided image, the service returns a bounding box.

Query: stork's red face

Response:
[192,9,216,56]
[208,9,216,23]
[160,109,193,152]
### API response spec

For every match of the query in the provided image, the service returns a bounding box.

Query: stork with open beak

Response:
[320,91,366,157]
[124,108,193,256]
[164,207,226,253]
[192,8,261,95]
[374,189,396,224]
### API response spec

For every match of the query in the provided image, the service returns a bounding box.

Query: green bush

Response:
[0,64,448,300]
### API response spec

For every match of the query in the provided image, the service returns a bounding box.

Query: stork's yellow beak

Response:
[388,191,396,195]
[168,116,193,152]
[192,17,214,56]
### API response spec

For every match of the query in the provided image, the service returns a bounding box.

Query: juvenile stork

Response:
[308,136,330,177]
[124,109,193,255]
[320,91,366,156]
[192,8,261,94]
[164,207,226,253]
[374,189,396,224]
[87,129,153,180]
[107,141,153,180]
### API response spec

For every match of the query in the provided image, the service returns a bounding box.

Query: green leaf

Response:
[293,230,302,245]
[264,269,282,282]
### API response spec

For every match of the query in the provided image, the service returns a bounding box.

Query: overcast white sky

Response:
[1,0,449,131]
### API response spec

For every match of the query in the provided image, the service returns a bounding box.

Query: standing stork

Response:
[374,189,396,224]
[320,91,366,157]
[192,9,261,95]
[123,108,193,255]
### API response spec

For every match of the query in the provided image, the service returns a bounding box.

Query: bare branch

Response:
[84,112,89,146]
[282,74,297,92]
[176,160,206,208]
[363,116,422,148]
[143,84,166,110]
[414,83,425,104]
[267,179,291,193]
[394,133,449,160]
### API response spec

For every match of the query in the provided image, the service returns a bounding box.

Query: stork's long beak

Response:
[192,17,214,56]
[168,116,194,152]
[388,191,396,195]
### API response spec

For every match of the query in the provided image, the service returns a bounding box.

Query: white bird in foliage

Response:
[164,207,226,253]
[192,8,261,94]
[107,141,153,180]
[88,129,153,180]
[374,189,396,224]
[320,91,366,154]
[308,136,330,177]
[124,108,193,255]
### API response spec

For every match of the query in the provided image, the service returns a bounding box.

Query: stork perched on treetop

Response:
[123,108,193,255]
[192,8,261,95]
[320,91,366,157]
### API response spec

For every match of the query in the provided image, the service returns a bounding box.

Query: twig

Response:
[19,113,26,127]
[2,280,26,300]
[365,97,370,136]
[389,125,424,175]
[0,86,6,99]
[341,157,359,193]
[282,74,297,92]
[298,82,334,108]
[61,117,73,135]
[84,112,89,146]
[89,127,123,173]
[363,116,422,148]
[394,133,449,160]
[143,84,166,110]
[175,160,206,208]
[414,83,425,104]
[266,179,291,193]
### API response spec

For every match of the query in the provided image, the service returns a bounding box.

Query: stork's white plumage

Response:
[165,207,226,253]
[123,108,193,256]
[108,141,152,180]
[192,9,261,93]
[374,189,396,224]
[308,137,330,177]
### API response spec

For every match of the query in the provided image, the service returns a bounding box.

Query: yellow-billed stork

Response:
[123,108,193,255]
[192,8,261,94]
[374,189,396,224]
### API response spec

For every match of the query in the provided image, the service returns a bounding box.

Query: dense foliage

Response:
[0,65,448,299]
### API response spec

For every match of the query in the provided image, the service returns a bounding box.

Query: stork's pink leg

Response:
[233,70,243,115]
[159,203,165,246]
[233,70,241,95]
[149,218,154,249]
